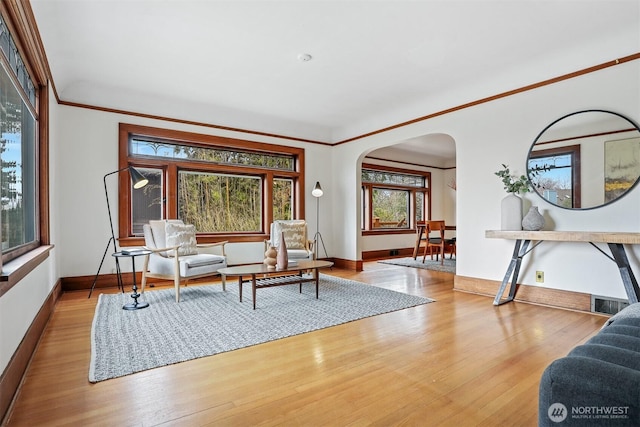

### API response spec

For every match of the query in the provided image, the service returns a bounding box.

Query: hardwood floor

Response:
[3,262,606,426]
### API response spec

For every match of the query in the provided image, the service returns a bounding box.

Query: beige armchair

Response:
[140,220,227,302]
[265,220,314,261]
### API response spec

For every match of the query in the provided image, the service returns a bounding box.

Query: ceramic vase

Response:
[501,193,523,231]
[264,245,277,269]
[276,232,288,269]
[522,206,545,231]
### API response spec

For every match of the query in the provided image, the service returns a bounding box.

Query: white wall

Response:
[332,59,640,300]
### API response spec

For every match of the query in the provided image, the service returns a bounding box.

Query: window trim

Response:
[361,163,431,235]
[0,2,50,289]
[528,144,581,208]
[118,123,305,246]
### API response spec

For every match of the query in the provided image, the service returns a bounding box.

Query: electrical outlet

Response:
[536,271,544,283]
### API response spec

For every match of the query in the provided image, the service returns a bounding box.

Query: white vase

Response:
[501,193,522,231]
[522,206,545,231]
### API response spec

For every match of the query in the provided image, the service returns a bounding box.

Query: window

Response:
[178,171,261,232]
[361,164,430,232]
[119,124,304,244]
[131,167,163,235]
[528,145,581,208]
[0,14,40,263]
[273,178,293,221]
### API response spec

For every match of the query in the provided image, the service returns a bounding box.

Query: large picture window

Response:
[119,124,304,244]
[0,14,40,263]
[361,164,430,233]
[178,171,262,232]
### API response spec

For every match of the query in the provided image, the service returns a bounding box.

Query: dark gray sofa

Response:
[539,303,640,426]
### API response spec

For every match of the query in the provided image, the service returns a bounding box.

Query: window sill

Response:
[0,245,54,298]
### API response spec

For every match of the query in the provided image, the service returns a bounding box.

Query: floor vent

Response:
[591,295,629,315]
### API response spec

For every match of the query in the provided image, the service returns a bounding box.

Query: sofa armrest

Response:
[539,357,640,426]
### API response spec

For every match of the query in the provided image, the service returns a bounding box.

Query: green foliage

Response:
[495,164,531,194]
[372,189,408,225]
[131,138,295,171]
[273,178,293,221]
[176,173,293,232]
[178,173,261,232]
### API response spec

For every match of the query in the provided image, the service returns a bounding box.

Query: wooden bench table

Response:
[218,260,334,309]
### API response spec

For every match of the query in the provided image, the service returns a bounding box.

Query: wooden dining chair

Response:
[412,221,428,260]
[423,220,455,265]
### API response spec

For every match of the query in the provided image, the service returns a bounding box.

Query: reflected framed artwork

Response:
[604,137,640,202]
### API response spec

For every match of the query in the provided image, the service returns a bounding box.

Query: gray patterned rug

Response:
[89,274,434,382]
[378,257,456,273]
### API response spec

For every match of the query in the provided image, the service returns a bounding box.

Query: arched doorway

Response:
[358,133,456,261]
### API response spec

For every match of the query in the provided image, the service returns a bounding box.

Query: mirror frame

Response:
[527,109,640,210]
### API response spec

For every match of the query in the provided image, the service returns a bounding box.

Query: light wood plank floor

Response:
[4,262,606,426]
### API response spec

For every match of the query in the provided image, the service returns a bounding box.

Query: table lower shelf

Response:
[239,272,320,309]
[251,273,314,287]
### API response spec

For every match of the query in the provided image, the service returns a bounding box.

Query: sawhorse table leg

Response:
[494,239,531,306]
[608,243,640,304]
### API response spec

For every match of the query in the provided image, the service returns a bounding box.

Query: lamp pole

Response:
[88,166,148,298]
[312,181,328,260]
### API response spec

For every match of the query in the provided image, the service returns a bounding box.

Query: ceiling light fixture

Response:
[297,53,312,62]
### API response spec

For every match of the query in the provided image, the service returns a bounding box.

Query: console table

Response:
[486,230,640,306]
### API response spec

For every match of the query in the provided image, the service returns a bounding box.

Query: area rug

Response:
[378,257,456,273]
[89,274,434,382]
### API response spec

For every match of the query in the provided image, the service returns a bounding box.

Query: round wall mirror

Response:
[526,109,640,210]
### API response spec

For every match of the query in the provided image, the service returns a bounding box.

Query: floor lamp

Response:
[88,166,148,298]
[312,181,328,260]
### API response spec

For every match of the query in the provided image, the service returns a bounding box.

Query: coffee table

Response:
[218,260,334,309]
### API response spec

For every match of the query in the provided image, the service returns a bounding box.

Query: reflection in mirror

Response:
[527,110,640,210]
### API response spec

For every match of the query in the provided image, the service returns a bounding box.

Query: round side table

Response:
[112,250,152,310]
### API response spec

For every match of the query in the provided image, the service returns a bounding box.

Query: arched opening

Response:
[358,133,457,262]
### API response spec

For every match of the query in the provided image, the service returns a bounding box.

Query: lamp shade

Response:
[312,181,323,197]
[129,166,149,189]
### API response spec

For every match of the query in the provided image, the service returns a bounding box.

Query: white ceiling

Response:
[30,0,640,164]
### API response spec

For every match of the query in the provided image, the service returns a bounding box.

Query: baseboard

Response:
[66,267,592,312]
[0,279,63,423]
[362,247,414,261]
[454,275,592,312]
[62,272,140,292]
[329,258,363,271]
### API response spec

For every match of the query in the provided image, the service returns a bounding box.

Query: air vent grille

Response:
[591,295,629,315]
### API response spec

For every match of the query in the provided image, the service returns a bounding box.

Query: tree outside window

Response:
[362,164,430,232]
[121,124,303,242]
[178,171,261,232]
